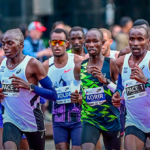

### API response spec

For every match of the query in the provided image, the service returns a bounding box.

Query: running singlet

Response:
[80,58,120,131]
[48,53,81,122]
[109,50,117,59]
[0,56,45,132]
[122,52,150,132]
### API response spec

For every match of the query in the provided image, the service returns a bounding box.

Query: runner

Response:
[112,26,150,150]
[43,28,84,150]
[68,26,89,58]
[118,19,149,57]
[0,29,57,150]
[71,28,121,150]
[100,28,119,59]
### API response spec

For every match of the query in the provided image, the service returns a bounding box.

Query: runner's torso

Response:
[122,51,150,132]
[80,58,120,131]
[0,56,44,132]
[48,53,81,122]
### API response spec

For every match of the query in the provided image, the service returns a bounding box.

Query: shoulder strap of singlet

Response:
[48,56,54,68]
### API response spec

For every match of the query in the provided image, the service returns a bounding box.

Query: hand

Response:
[0,88,4,102]
[130,64,148,84]
[9,74,30,90]
[89,66,107,84]
[112,91,121,107]
[70,90,79,103]
[77,95,82,105]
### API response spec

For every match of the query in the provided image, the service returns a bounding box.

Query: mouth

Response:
[4,51,11,56]
[54,49,61,53]
[88,49,96,54]
[132,47,140,53]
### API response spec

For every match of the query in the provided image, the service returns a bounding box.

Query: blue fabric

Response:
[23,36,45,58]
[53,122,82,145]
[117,73,124,93]
[110,40,117,50]
[34,76,57,101]
[40,97,47,104]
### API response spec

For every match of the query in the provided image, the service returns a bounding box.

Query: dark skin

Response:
[71,30,119,150]
[118,24,150,57]
[69,31,86,56]
[112,28,150,150]
[43,32,84,150]
[0,32,47,149]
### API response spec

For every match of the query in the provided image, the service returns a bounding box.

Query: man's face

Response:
[101,33,112,56]
[129,28,149,56]
[85,30,102,56]
[2,34,23,58]
[70,31,84,51]
[30,30,43,40]
[49,32,69,57]
[126,21,133,33]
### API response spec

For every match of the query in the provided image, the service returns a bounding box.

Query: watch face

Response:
[31,84,35,90]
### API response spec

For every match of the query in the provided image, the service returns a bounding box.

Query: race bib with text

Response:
[1,77,20,97]
[85,87,106,106]
[56,86,71,104]
[125,80,147,100]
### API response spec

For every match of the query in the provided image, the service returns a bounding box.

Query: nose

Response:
[3,44,8,50]
[89,41,94,47]
[75,39,79,44]
[133,39,139,46]
[56,43,59,47]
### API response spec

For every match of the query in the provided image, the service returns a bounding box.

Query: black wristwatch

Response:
[103,78,111,86]
[29,84,35,92]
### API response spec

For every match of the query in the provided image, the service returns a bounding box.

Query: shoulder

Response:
[28,57,42,68]
[118,46,131,57]
[74,54,85,64]
[43,59,49,71]
[116,55,125,68]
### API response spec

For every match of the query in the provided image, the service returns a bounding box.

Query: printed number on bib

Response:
[125,80,147,100]
[1,77,20,97]
[56,86,71,104]
[85,87,106,106]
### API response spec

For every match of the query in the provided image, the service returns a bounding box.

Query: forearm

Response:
[33,76,57,101]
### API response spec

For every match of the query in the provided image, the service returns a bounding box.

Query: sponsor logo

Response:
[1,66,5,69]
[103,73,106,77]
[141,65,145,70]
[65,87,69,91]
[16,68,22,74]
[0,69,4,72]
[96,88,101,93]
[123,67,128,73]
[64,68,73,73]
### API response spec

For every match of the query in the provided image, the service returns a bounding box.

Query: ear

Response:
[20,42,24,49]
[65,41,69,47]
[110,39,113,45]
[147,38,150,46]
[49,40,51,47]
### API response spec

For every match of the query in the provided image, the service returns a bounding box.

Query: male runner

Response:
[71,28,121,150]
[0,29,57,150]
[118,19,150,57]
[43,28,84,150]
[68,26,89,58]
[99,28,119,59]
[112,26,150,150]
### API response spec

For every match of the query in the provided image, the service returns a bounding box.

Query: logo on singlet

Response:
[16,68,22,74]
[123,67,128,73]
[0,66,5,72]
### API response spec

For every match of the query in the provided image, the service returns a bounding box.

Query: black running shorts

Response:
[81,123,121,150]
[3,122,45,150]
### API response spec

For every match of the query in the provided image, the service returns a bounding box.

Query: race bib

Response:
[85,87,106,106]
[1,77,20,97]
[56,86,71,104]
[125,80,147,100]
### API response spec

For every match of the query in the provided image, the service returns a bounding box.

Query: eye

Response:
[138,38,143,41]
[85,40,90,43]
[8,42,13,45]
[130,38,134,41]
[71,38,75,40]
[93,40,99,43]
[78,37,82,40]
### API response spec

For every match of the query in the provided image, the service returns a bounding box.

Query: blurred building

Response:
[0,0,150,38]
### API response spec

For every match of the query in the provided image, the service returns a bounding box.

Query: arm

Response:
[74,54,85,65]
[110,58,118,82]
[118,46,131,58]
[42,59,49,74]
[10,58,57,101]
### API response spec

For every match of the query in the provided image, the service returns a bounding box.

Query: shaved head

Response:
[86,28,103,41]
[99,28,112,39]
[3,29,24,43]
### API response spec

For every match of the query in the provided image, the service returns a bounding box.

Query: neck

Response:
[122,28,128,34]
[8,53,24,65]
[89,52,104,65]
[132,50,147,63]
[104,49,111,57]
[72,47,85,56]
[54,52,68,64]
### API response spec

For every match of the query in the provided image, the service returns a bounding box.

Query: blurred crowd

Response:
[0,16,133,122]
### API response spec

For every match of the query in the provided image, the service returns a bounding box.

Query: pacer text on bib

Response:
[56,86,71,104]
[85,87,106,106]
[125,80,147,100]
[1,77,20,97]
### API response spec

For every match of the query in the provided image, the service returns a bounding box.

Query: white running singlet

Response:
[122,52,150,132]
[0,56,44,132]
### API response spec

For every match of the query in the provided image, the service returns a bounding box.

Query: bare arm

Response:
[116,56,125,74]
[118,46,131,58]
[74,61,82,81]
[110,58,119,83]
[42,59,49,74]
[74,54,85,65]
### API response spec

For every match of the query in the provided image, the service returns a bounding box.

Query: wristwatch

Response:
[29,84,35,92]
[103,78,111,86]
